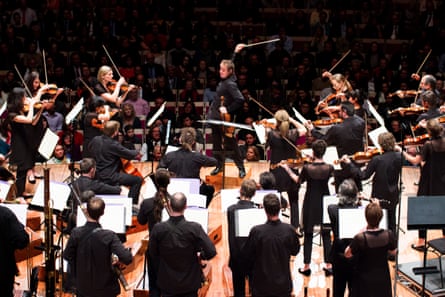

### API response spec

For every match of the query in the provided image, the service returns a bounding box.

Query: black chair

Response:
[428,238,445,288]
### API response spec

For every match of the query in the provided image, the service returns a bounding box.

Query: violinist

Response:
[316,71,352,113]
[267,109,307,230]
[411,73,439,106]
[207,44,246,178]
[307,101,365,190]
[342,132,402,250]
[415,90,441,132]
[7,87,49,197]
[402,118,445,251]
[94,65,133,108]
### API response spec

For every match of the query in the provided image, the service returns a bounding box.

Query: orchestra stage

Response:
[10,162,445,297]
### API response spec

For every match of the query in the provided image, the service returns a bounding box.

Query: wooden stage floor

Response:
[12,161,442,297]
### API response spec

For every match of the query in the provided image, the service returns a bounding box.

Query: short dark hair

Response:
[259,171,276,190]
[81,190,95,203]
[421,90,439,108]
[263,193,281,216]
[365,202,383,229]
[170,192,187,212]
[341,101,355,116]
[239,179,257,199]
[87,197,105,220]
[312,139,327,158]
[80,158,96,173]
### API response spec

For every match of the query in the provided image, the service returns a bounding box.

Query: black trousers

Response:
[118,172,143,204]
[211,125,244,170]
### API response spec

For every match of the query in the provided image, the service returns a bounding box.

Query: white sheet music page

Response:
[235,208,266,237]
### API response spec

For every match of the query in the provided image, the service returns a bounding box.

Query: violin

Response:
[315,93,343,114]
[256,118,276,129]
[23,99,55,112]
[40,83,59,95]
[334,148,383,164]
[285,156,313,168]
[402,134,430,146]
[107,80,132,92]
[220,96,235,137]
[312,118,343,127]
[388,90,420,99]
[388,106,427,117]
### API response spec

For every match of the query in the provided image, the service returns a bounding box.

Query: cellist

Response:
[207,44,246,178]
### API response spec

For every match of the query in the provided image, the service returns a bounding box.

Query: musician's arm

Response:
[289,117,307,137]
[110,231,133,265]
[231,43,247,61]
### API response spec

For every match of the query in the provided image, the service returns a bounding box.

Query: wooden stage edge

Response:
[12,162,439,297]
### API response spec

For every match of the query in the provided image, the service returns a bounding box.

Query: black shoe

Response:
[296,229,304,238]
[411,244,426,252]
[387,254,396,262]
[323,267,333,277]
[210,167,222,175]
[238,167,246,178]
[28,176,36,184]
[298,268,311,276]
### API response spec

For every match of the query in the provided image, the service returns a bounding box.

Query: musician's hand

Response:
[394,145,403,152]
[340,154,350,164]
[235,43,247,53]
[56,88,64,96]
[134,152,142,161]
[440,105,445,113]
[304,120,313,131]
[219,106,228,114]
[117,77,126,85]
[322,71,332,78]
[411,73,421,81]
[279,160,289,170]
[418,119,427,128]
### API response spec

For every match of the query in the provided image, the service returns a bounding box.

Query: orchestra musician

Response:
[94,65,133,108]
[281,139,333,277]
[342,132,401,253]
[0,205,30,297]
[411,73,439,106]
[227,179,258,297]
[88,120,143,205]
[207,44,246,178]
[307,101,365,191]
[7,87,49,197]
[138,168,172,297]
[402,118,445,250]
[267,109,307,230]
[317,71,353,113]
[149,192,217,297]
[158,127,218,207]
[64,197,133,297]
[82,99,112,158]
[415,90,441,131]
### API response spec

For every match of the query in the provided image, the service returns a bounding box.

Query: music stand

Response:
[407,196,445,297]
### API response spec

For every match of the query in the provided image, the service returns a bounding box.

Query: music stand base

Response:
[413,266,439,275]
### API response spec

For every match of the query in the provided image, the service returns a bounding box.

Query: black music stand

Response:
[407,196,445,297]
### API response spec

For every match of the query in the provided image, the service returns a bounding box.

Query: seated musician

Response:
[158,127,218,207]
[89,120,142,205]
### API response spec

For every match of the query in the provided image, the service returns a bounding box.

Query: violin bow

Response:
[102,44,122,78]
[79,78,95,97]
[13,64,34,99]
[328,49,351,73]
[248,95,303,157]
[413,49,433,104]
[42,49,49,85]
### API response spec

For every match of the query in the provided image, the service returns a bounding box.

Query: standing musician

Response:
[342,132,401,252]
[280,139,333,276]
[88,120,143,205]
[415,90,441,131]
[0,205,30,297]
[138,168,172,297]
[64,197,133,297]
[158,127,218,207]
[267,109,307,230]
[307,101,365,191]
[411,73,439,106]
[7,87,49,197]
[316,71,353,114]
[94,65,133,108]
[207,44,246,178]
[402,118,445,250]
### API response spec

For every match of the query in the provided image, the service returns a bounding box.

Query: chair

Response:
[428,238,445,288]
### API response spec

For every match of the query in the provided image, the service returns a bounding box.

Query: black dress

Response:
[349,229,396,297]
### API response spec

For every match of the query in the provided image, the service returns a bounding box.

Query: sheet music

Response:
[165,145,180,154]
[97,195,133,226]
[186,194,207,208]
[0,101,7,117]
[168,178,201,195]
[146,102,166,127]
[322,195,339,224]
[292,107,308,124]
[65,97,84,125]
[38,129,59,160]
[366,99,385,127]
[0,180,11,200]
[368,126,389,149]
[323,146,341,170]
[77,204,126,233]
[253,122,266,144]
[339,208,388,239]
[251,190,278,206]
[221,189,241,211]
[2,204,28,226]
[161,207,209,232]
[235,208,266,237]
[31,181,71,212]
[143,176,157,198]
